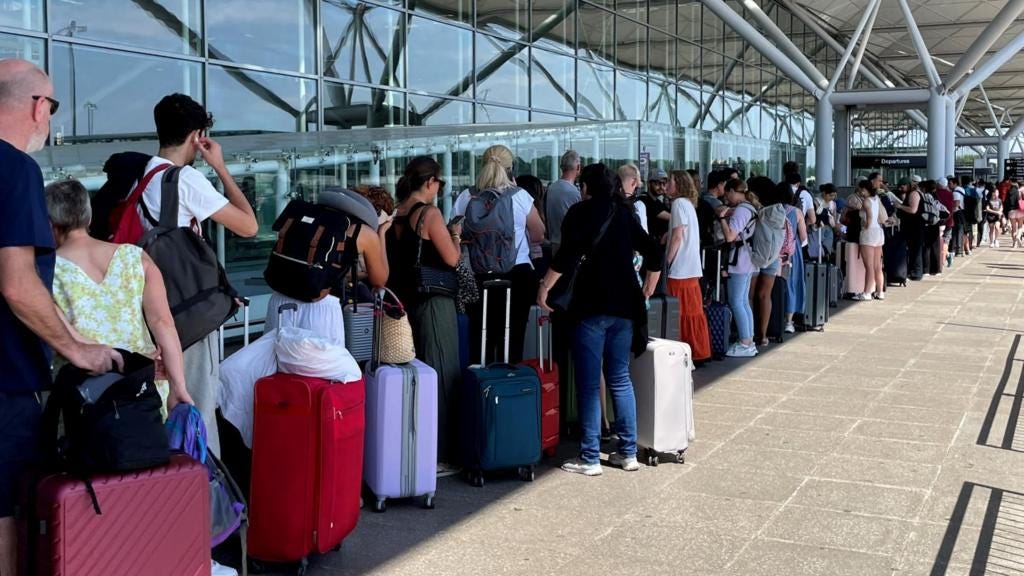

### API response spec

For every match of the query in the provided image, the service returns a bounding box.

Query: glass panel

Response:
[676,83,699,127]
[648,29,674,80]
[477,0,528,40]
[677,1,700,43]
[532,0,575,54]
[412,0,471,25]
[322,82,404,129]
[577,60,613,119]
[701,5,724,52]
[583,0,615,9]
[677,40,699,83]
[701,91,723,131]
[50,0,200,55]
[51,43,201,143]
[703,48,723,90]
[206,0,315,72]
[531,47,575,114]
[322,1,404,87]
[724,97,743,135]
[531,111,574,123]
[647,79,673,126]
[408,95,472,126]
[207,66,316,135]
[1,0,42,31]
[475,34,529,107]
[577,4,614,63]
[616,16,646,72]
[0,33,44,66]
[406,16,472,96]
[617,0,646,27]
[475,103,528,124]
[615,70,645,120]
[648,0,674,33]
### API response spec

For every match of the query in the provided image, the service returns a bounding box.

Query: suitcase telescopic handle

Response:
[278,303,298,328]
[480,279,513,366]
[538,313,553,372]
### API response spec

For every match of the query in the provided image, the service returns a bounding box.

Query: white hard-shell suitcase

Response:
[630,338,695,466]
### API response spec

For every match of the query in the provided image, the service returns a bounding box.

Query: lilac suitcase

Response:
[363,288,438,512]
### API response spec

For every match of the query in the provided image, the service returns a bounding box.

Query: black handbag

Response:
[547,205,616,313]
[413,204,459,297]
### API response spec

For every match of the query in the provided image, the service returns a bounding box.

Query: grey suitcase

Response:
[647,297,666,339]
[651,294,680,342]
[799,235,828,331]
[343,300,374,362]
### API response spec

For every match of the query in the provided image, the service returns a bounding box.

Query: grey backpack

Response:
[737,202,786,269]
[463,186,518,274]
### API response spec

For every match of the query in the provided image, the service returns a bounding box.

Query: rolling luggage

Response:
[457,312,471,369]
[765,274,788,343]
[522,305,548,362]
[650,294,681,341]
[630,338,695,467]
[363,290,438,513]
[462,280,542,487]
[647,296,666,339]
[249,305,365,569]
[828,255,842,308]
[842,240,865,298]
[799,236,828,332]
[343,299,374,363]
[25,454,210,576]
[884,223,908,286]
[520,312,560,458]
[702,250,732,359]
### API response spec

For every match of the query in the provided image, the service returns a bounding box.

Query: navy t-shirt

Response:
[0,139,56,393]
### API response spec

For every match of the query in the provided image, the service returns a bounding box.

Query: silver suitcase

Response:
[629,338,695,466]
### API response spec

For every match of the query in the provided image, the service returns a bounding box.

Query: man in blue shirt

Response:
[0,59,120,573]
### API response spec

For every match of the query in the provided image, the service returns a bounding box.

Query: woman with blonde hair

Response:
[665,170,711,362]
[454,144,545,363]
[716,178,761,358]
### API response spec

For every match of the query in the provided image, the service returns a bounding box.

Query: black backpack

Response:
[43,352,169,513]
[89,152,153,241]
[264,199,360,302]
[137,169,239,349]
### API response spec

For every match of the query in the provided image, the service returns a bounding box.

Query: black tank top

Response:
[387,202,453,306]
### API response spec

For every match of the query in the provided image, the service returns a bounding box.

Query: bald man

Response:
[0,59,120,573]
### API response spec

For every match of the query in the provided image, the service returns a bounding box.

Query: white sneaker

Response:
[784,321,796,334]
[996,239,1001,248]
[873,292,886,300]
[561,458,603,476]
[852,293,867,301]
[211,560,238,576]
[726,343,758,358]
[608,452,640,471]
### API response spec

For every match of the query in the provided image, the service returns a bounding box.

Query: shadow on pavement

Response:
[931,482,1024,576]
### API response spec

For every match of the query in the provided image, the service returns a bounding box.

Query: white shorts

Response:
[859,228,885,247]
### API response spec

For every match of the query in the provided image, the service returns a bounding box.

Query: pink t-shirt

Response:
[727,204,756,275]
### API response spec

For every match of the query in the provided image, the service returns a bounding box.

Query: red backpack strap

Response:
[128,163,172,211]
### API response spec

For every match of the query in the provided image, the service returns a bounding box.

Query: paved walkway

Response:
[290,245,1024,576]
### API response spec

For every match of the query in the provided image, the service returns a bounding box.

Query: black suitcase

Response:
[884,224,908,287]
[766,274,788,343]
[702,250,732,359]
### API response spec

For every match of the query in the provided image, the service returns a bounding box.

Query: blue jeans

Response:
[572,315,637,464]
[728,272,754,342]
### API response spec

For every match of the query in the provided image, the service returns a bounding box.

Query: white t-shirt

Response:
[797,187,814,216]
[454,186,535,267]
[667,198,702,280]
[633,199,648,233]
[952,187,965,210]
[140,156,228,236]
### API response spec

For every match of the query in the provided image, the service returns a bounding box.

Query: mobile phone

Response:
[449,215,466,227]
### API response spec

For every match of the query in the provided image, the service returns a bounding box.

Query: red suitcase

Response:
[248,373,365,568]
[26,453,209,576]
[520,313,560,457]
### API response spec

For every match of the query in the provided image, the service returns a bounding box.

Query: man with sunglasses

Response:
[137,93,257,458]
[0,58,122,575]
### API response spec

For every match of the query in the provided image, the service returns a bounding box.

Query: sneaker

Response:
[561,457,603,476]
[784,321,796,334]
[996,239,1001,248]
[212,560,239,576]
[726,343,758,358]
[873,291,886,300]
[852,293,868,301]
[437,462,462,478]
[608,452,640,471]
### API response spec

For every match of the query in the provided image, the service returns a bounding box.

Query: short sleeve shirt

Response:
[667,198,702,280]
[0,139,56,392]
[798,188,814,216]
[544,179,581,246]
[727,204,756,275]
[140,156,228,236]
[455,186,536,266]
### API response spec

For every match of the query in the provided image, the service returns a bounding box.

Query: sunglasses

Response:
[32,95,60,115]
[433,176,446,190]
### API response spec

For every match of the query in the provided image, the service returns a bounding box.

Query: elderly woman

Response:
[45,180,192,415]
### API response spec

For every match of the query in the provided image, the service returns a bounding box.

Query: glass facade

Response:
[16,0,823,298]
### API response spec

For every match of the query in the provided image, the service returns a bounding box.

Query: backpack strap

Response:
[130,164,172,227]
[155,167,184,229]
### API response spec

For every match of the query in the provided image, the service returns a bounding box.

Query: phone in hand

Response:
[449,215,465,227]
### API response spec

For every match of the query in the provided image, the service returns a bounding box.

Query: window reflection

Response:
[0,33,44,67]
[678,40,700,84]
[531,47,575,114]
[475,103,527,124]
[577,60,613,119]
[616,70,646,120]
[615,16,646,72]
[52,43,202,142]
[678,1,701,44]
[207,66,316,135]
[649,29,675,80]
[648,0,674,32]
[410,0,471,25]
[617,0,646,28]
[532,0,575,54]
[577,4,614,62]
[323,82,404,129]
[648,79,673,126]
[0,0,42,31]
[531,111,575,124]
[702,6,724,52]
[322,1,404,87]
[50,0,200,55]
[405,16,472,96]
[408,94,472,126]
[475,34,529,107]
[207,0,315,72]
[676,84,699,127]
[477,0,528,40]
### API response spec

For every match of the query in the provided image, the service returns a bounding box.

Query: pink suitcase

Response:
[842,240,866,297]
[26,454,209,576]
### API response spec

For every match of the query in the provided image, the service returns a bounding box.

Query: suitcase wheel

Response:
[422,493,436,509]
[517,466,536,482]
[465,470,485,488]
[297,558,309,576]
[373,498,387,513]
[644,448,660,467]
[544,447,557,458]
[677,450,686,465]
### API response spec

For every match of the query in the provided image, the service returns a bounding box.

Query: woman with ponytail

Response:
[453,145,545,364]
[387,156,463,474]
[716,178,760,358]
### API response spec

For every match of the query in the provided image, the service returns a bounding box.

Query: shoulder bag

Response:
[412,204,459,298]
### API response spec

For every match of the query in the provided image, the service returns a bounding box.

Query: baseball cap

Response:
[911,174,923,183]
[938,177,949,187]
[650,168,668,181]
[898,177,911,187]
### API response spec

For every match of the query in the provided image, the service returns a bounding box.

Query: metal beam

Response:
[826,0,882,94]
[954,29,1024,99]
[896,0,942,89]
[847,0,881,90]
[830,88,931,107]
[946,0,1024,90]
[957,136,999,145]
[701,0,824,98]
[979,85,1002,135]
[738,0,828,90]
[1005,113,1024,141]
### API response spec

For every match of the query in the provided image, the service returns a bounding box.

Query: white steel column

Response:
[998,138,1009,180]
[442,148,454,220]
[815,98,834,186]
[945,96,956,176]
[896,0,942,89]
[834,107,851,186]
[928,93,946,180]
[739,0,828,93]
[848,0,881,89]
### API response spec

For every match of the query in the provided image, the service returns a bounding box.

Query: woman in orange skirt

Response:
[664,170,711,362]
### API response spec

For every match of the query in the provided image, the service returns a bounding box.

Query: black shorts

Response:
[0,391,42,517]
